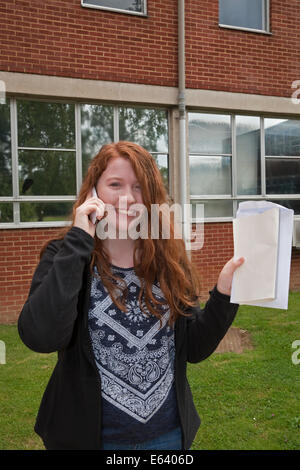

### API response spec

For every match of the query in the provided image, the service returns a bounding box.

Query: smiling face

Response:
[96,156,144,236]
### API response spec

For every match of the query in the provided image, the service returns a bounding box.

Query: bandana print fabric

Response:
[88,264,180,444]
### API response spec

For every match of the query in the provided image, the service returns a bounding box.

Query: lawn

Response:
[0,293,300,450]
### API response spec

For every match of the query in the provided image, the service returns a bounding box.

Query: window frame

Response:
[188,110,300,223]
[0,98,169,229]
[218,0,271,35]
[81,0,148,17]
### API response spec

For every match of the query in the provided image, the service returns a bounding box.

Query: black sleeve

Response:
[18,226,95,354]
[186,285,239,363]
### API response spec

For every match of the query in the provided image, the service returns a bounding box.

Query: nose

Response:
[118,191,136,210]
[123,186,136,205]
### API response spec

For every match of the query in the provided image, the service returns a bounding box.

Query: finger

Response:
[232,257,245,270]
[223,256,244,274]
[96,203,106,219]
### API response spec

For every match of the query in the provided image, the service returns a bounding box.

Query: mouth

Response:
[117,208,137,217]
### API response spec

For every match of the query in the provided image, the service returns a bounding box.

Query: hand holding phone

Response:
[89,186,98,225]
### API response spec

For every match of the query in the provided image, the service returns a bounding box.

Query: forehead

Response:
[103,156,136,177]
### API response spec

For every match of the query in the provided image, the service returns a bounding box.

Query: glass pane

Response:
[81,104,114,178]
[20,201,74,222]
[219,0,264,30]
[119,107,168,153]
[266,158,300,194]
[17,100,75,148]
[190,156,231,195]
[188,113,231,154]
[152,153,169,192]
[191,200,233,218]
[265,119,300,156]
[0,99,12,196]
[268,200,300,216]
[236,116,261,195]
[0,203,13,223]
[82,0,144,13]
[18,150,76,196]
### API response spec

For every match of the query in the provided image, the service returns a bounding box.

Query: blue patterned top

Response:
[88,264,181,444]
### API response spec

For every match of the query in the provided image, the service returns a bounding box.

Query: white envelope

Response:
[230,201,294,309]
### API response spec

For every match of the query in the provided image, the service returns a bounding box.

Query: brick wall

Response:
[192,222,235,300]
[1,224,299,324]
[290,248,300,291]
[0,228,61,324]
[0,0,299,96]
[185,0,300,96]
[0,0,178,86]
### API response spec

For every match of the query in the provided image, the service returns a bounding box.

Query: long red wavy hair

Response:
[40,141,201,326]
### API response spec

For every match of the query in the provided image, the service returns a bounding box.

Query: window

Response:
[188,112,300,221]
[219,0,270,33]
[189,113,232,219]
[0,100,168,227]
[81,0,147,16]
[265,119,300,195]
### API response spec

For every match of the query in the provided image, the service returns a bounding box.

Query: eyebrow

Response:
[106,176,139,183]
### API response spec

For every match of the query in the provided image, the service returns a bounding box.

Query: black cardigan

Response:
[18,226,239,450]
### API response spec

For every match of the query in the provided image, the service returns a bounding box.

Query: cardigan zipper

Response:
[84,269,103,450]
[174,321,186,449]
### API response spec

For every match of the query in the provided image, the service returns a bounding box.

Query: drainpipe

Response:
[178,0,190,249]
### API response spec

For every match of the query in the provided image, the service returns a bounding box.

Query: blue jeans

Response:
[101,426,182,450]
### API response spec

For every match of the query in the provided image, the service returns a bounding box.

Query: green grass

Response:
[188,291,300,450]
[1,293,300,450]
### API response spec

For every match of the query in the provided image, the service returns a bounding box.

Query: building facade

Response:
[1,0,300,323]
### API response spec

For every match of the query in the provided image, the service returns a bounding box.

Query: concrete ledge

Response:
[186,88,300,116]
[0,71,299,116]
[0,71,177,106]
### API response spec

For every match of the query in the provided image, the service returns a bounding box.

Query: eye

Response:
[110,182,120,187]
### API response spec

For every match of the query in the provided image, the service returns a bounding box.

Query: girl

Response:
[18,141,244,450]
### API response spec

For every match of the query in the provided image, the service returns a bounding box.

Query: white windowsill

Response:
[81,2,147,17]
[219,24,272,35]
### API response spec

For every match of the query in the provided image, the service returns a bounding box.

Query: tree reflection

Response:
[1,101,169,223]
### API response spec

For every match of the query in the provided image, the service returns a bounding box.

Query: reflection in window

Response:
[119,107,168,153]
[81,104,114,178]
[1,100,169,225]
[18,101,75,149]
[265,119,300,156]
[219,0,268,32]
[236,116,261,195]
[188,113,231,154]
[81,0,146,14]
[0,203,13,223]
[20,202,74,222]
[119,107,169,190]
[18,150,76,196]
[190,156,231,195]
[268,200,300,216]
[266,159,300,195]
[192,200,233,219]
[0,100,12,198]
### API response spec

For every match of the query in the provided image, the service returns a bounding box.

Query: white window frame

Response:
[81,0,147,17]
[188,110,300,223]
[219,0,271,35]
[0,98,169,229]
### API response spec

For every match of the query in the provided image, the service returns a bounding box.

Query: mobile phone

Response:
[89,186,98,225]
